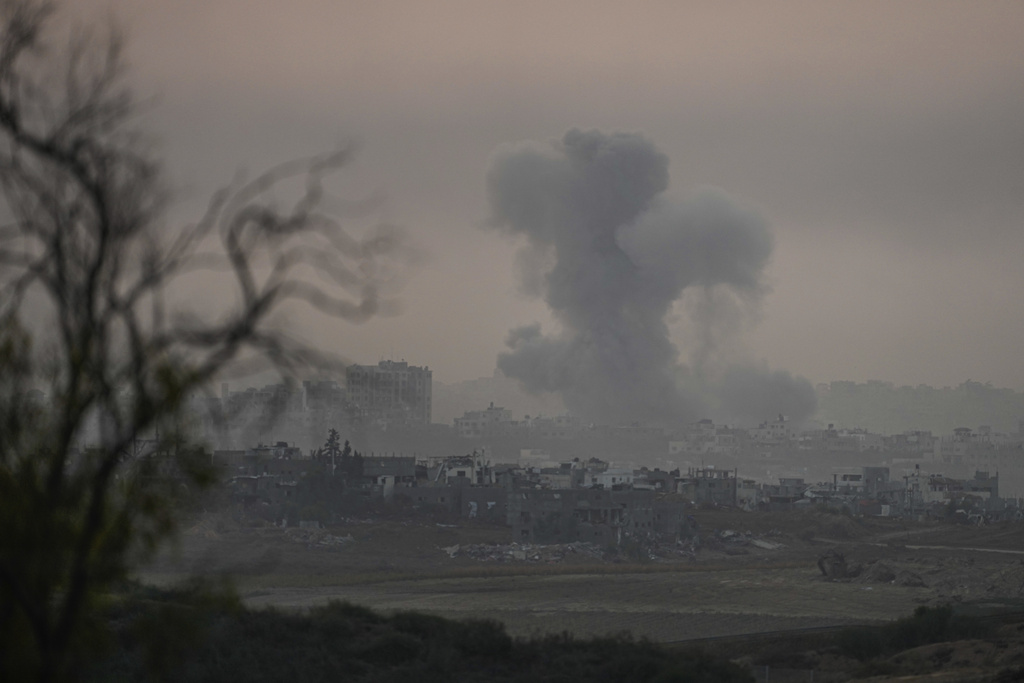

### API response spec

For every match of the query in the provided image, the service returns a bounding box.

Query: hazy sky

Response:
[77,1,1024,390]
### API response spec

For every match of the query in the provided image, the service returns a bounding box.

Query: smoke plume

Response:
[718,364,818,427]
[486,129,816,426]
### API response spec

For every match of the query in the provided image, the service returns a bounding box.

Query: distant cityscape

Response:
[51,357,1024,538]
[74,358,1016,538]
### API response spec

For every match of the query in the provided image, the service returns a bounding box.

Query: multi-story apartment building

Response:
[454,402,516,438]
[750,414,795,445]
[669,419,740,456]
[345,360,432,426]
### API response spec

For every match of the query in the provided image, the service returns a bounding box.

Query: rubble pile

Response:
[895,570,927,587]
[185,519,222,540]
[284,527,354,548]
[986,559,1024,595]
[184,514,240,540]
[645,542,697,561]
[860,560,896,583]
[817,549,851,579]
[931,557,1024,599]
[706,529,787,552]
[439,529,791,564]
[855,560,923,586]
[814,554,930,586]
[441,542,605,563]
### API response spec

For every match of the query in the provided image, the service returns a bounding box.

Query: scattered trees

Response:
[0,1,409,679]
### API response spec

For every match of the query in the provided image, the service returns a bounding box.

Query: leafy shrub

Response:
[838,604,991,661]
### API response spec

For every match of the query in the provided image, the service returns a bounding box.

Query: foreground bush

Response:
[837,604,990,661]
[87,585,752,683]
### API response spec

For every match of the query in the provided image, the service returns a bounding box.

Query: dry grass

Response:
[233,559,811,589]
[140,511,1024,645]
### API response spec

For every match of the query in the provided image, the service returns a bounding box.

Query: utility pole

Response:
[734,467,738,508]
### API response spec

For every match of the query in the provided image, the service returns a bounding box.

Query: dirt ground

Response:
[140,509,1024,643]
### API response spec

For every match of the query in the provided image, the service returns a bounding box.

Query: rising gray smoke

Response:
[486,128,816,427]
[718,364,818,427]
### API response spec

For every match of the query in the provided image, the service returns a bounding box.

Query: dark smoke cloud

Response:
[718,364,818,428]
[486,128,816,426]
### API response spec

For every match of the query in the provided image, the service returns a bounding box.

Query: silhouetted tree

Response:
[316,428,343,472]
[0,1,410,680]
[325,429,342,457]
[340,441,364,477]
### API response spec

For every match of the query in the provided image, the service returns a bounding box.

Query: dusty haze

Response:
[70,0,1024,394]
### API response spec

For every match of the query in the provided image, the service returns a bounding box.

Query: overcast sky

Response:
[78,1,1024,390]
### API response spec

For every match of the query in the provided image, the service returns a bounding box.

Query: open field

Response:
[141,509,1024,642]
[236,568,919,641]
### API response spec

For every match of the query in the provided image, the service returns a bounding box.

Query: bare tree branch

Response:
[0,2,416,680]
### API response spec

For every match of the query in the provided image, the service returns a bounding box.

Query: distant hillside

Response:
[816,380,1024,435]
[432,371,566,425]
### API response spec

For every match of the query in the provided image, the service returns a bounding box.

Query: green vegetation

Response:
[836,604,991,661]
[86,585,753,683]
